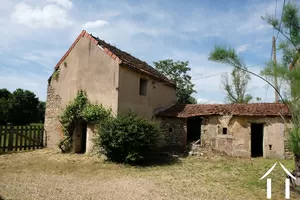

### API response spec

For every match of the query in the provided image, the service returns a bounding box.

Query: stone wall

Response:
[157,117,187,151]
[44,85,63,148]
[201,115,291,159]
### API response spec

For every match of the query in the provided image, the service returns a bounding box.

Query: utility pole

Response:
[272,36,279,103]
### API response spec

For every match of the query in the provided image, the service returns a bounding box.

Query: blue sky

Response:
[0,0,294,103]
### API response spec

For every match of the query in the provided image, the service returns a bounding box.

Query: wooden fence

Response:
[0,125,44,153]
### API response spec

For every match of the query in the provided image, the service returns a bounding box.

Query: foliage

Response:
[7,89,39,125]
[95,112,162,164]
[187,96,198,104]
[208,46,253,103]
[58,90,111,153]
[153,59,197,104]
[263,2,300,171]
[52,70,60,81]
[0,88,45,125]
[0,89,11,124]
[262,2,300,67]
[288,127,300,156]
[37,101,46,123]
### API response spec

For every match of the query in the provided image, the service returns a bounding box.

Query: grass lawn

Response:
[0,149,299,200]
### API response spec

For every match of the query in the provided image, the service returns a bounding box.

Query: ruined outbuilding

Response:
[157,103,291,159]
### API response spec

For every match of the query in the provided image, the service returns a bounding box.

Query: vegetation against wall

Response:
[58,90,112,153]
[58,90,163,164]
[94,112,162,164]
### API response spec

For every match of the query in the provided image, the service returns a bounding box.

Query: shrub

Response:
[96,112,162,164]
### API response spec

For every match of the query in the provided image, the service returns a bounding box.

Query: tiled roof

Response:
[92,35,174,86]
[53,30,175,86]
[156,103,290,118]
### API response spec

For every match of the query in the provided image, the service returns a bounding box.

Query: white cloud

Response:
[49,0,73,9]
[237,44,249,54]
[82,20,109,29]
[197,98,222,104]
[11,2,73,29]
[236,1,275,34]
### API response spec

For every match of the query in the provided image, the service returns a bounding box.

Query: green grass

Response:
[0,150,299,200]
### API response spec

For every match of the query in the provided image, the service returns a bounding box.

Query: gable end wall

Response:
[44,36,119,148]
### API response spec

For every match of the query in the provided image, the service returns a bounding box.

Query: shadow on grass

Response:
[134,152,182,167]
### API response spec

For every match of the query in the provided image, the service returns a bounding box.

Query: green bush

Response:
[288,127,300,155]
[96,113,162,164]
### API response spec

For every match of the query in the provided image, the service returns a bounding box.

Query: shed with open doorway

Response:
[156,103,291,159]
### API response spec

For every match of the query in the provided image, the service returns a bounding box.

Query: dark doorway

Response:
[80,122,87,153]
[187,117,202,142]
[251,123,264,157]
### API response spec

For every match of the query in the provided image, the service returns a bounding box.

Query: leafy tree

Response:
[37,101,46,123]
[208,46,253,103]
[262,2,300,181]
[7,88,39,125]
[0,89,11,124]
[153,59,197,104]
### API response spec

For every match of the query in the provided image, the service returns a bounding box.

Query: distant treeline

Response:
[0,88,45,125]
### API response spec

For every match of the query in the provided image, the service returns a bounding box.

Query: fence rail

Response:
[0,125,44,153]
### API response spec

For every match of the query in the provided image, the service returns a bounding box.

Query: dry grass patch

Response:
[0,149,299,200]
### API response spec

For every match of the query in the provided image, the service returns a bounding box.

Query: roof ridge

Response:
[89,33,175,86]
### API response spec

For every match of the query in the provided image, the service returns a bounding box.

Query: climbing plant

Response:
[58,90,112,153]
[52,70,60,82]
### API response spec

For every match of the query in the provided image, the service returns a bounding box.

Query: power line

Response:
[192,72,227,80]
[274,0,278,37]
[276,0,286,41]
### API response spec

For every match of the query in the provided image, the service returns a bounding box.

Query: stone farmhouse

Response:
[45,30,291,159]
[44,30,177,152]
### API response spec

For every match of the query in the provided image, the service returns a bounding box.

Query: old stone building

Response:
[44,30,176,153]
[45,30,292,159]
[157,103,291,159]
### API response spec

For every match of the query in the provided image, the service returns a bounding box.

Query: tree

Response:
[0,89,11,124]
[153,59,197,104]
[208,46,253,103]
[7,88,39,125]
[262,2,300,186]
[37,101,46,123]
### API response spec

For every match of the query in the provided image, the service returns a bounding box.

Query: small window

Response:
[223,128,227,135]
[139,78,148,96]
[169,128,173,133]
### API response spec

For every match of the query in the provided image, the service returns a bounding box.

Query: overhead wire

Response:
[276,0,286,41]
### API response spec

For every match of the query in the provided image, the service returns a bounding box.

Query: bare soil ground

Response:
[0,149,299,200]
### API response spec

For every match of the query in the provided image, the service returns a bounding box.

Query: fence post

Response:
[0,125,2,150]
[8,125,14,151]
[40,126,44,148]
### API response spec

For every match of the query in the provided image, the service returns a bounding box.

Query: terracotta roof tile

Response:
[53,30,175,87]
[157,103,290,118]
[91,35,175,86]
